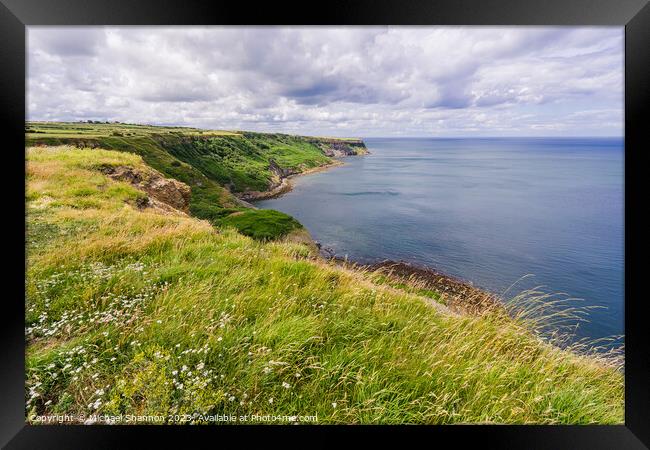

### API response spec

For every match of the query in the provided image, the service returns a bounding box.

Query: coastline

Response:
[241,148,500,315]
[236,159,346,202]
[235,144,500,314]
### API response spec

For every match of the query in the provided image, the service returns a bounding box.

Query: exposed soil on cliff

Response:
[98,164,192,215]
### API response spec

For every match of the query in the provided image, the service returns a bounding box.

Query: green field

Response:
[25,145,623,424]
[25,121,241,138]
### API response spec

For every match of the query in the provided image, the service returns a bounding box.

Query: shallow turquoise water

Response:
[257,138,624,347]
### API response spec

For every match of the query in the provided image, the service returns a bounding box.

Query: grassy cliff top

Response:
[25,146,623,424]
[25,121,241,139]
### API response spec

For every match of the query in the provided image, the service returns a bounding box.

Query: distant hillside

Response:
[26,122,368,240]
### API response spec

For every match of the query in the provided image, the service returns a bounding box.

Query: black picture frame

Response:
[2,0,648,448]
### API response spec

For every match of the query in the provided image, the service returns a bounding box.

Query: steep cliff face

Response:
[237,138,368,201]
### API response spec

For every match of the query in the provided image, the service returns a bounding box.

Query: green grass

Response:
[25,146,624,425]
[371,274,442,303]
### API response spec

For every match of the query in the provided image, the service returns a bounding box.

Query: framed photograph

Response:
[2,0,648,447]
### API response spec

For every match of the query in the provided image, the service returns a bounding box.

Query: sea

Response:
[256,137,624,348]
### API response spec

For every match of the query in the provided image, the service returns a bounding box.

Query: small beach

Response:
[237,159,346,201]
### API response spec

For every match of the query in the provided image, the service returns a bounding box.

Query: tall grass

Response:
[25,146,624,424]
[501,283,624,370]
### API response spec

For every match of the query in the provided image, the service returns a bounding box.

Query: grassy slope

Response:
[25,122,365,241]
[26,146,623,424]
[26,122,344,193]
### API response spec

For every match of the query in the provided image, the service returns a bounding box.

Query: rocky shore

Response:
[324,253,502,315]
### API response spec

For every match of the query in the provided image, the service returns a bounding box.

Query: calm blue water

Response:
[257,138,624,346]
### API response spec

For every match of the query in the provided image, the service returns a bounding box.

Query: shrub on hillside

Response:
[219,209,302,240]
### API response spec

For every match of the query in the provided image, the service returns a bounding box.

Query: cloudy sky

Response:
[27,27,623,137]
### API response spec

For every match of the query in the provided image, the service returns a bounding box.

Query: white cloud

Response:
[27,26,623,137]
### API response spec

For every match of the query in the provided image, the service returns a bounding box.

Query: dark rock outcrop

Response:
[363,260,502,315]
[269,158,297,178]
[308,138,369,157]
